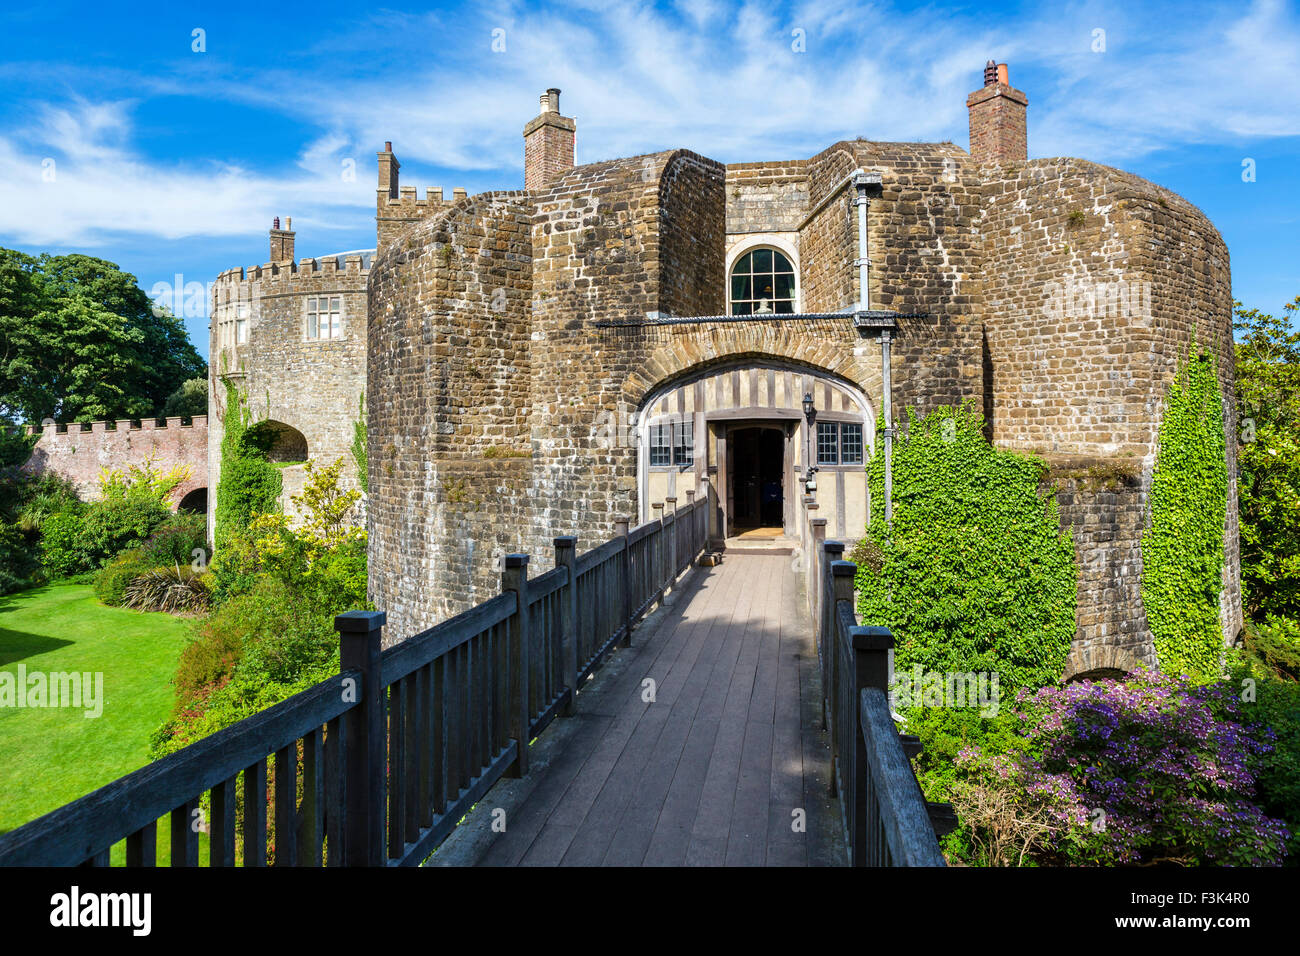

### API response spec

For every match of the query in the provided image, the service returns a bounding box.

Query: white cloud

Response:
[0,0,1296,248]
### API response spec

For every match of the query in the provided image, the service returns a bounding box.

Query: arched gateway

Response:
[635,360,874,541]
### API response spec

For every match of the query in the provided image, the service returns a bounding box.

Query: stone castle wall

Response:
[23,417,208,507]
[977,157,1239,659]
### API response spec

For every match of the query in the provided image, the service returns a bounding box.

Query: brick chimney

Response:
[269,216,295,262]
[523,88,575,190]
[967,61,1028,164]
[377,141,400,199]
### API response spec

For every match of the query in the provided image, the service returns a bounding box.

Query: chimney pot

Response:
[997,63,1009,85]
[273,216,280,229]
[385,141,392,152]
[984,59,997,86]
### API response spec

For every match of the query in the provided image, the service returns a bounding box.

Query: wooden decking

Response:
[431,553,845,867]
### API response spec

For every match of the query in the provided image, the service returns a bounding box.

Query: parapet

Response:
[212,252,373,301]
[27,415,209,437]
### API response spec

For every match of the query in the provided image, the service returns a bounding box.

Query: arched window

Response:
[730,247,796,315]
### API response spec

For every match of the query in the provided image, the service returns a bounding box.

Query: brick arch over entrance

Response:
[619,321,880,412]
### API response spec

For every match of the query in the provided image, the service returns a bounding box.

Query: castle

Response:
[208,63,1242,678]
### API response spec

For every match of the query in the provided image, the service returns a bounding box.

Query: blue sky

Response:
[0,0,1296,359]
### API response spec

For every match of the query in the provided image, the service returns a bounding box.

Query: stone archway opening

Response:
[247,420,308,463]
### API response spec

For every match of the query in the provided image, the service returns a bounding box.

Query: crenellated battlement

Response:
[214,252,372,289]
[25,415,208,437]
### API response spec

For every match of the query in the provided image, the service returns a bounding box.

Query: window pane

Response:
[732,300,753,316]
[650,424,670,466]
[841,424,863,464]
[816,422,839,465]
[731,275,751,301]
[774,273,795,299]
[674,420,693,466]
[772,251,795,274]
[735,251,754,275]
[751,248,772,272]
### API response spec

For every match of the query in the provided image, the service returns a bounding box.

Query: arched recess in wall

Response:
[247,420,308,463]
[726,237,800,315]
[1062,644,1141,683]
[177,487,208,514]
[632,356,876,535]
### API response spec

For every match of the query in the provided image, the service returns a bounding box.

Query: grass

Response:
[0,584,191,841]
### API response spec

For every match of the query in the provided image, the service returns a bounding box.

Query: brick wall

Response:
[24,417,208,507]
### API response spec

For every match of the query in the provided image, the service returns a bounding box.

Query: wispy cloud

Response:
[0,0,1296,248]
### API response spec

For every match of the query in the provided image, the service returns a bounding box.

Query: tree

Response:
[0,249,206,424]
[1234,297,1300,623]
[163,377,209,418]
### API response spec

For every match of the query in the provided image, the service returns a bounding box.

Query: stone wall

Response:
[23,417,208,507]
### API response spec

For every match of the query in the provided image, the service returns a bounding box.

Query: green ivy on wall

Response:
[1141,341,1228,680]
[213,380,282,551]
[854,403,1077,692]
[351,392,368,495]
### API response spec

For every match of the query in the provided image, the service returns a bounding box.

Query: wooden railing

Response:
[797,495,949,867]
[0,497,710,867]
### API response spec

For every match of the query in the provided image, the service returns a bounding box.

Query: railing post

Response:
[615,518,632,646]
[502,554,531,778]
[684,489,696,562]
[810,516,827,628]
[664,496,678,589]
[335,609,385,867]
[820,539,846,733]
[850,623,894,867]
[827,557,855,798]
[651,502,665,593]
[554,536,579,717]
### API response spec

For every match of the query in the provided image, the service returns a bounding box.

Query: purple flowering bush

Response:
[956,669,1290,866]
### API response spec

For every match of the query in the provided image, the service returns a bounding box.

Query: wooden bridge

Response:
[0,495,947,867]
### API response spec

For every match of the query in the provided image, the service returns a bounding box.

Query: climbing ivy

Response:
[351,392,368,495]
[854,403,1077,692]
[213,380,282,552]
[1141,341,1228,680]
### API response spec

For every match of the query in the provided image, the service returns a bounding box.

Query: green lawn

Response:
[0,584,192,838]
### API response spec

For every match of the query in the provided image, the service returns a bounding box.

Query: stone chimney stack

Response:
[967,61,1028,164]
[377,141,400,199]
[269,216,295,262]
[523,88,576,190]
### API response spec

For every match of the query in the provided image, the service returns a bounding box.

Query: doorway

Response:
[728,426,785,534]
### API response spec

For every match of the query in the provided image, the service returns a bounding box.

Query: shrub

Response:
[1243,614,1300,682]
[976,671,1290,866]
[39,511,90,577]
[123,566,210,614]
[94,548,153,606]
[1223,650,1300,861]
[0,523,38,594]
[14,473,81,531]
[140,511,208,569]
[80,498,170,566]
[151,577,340,757]
[856,403,1077,691]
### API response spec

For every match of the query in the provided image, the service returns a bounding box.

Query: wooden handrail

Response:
[0,501,712,867]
